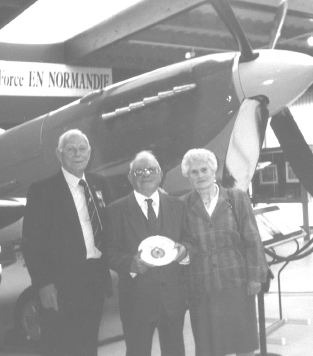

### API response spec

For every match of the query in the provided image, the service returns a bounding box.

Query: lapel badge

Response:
[96,190,105,208]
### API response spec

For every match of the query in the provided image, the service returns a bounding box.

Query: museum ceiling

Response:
[66,0,313,71]
[1,0,313,72]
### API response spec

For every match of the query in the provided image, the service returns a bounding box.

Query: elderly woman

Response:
[181,148,268,356]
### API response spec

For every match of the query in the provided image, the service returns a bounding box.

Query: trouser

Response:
[38,261,106,356]
[123,308,186,356]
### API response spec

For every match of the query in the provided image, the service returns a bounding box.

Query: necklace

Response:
[203,198,211,206]
[199,185,217,206]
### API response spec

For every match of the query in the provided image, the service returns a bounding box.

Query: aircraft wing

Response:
[1,0,313,243]
[0,198,25,244]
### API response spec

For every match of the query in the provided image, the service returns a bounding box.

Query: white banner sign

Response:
[0,61,112,97]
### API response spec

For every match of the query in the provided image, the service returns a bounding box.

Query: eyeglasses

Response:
[133,167,160,176]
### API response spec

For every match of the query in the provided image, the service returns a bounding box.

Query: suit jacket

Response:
[106,190,197,322]
[22,169,113,301]
[183,185,268,295]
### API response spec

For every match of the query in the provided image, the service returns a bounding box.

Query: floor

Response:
[1,238,313,356]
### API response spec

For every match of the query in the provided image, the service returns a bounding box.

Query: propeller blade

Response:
[222,97,269,191]
[270,108,313,196]
[269,0,288,49]
[209,0,258,62]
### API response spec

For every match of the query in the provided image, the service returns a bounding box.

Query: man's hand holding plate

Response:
[173,242,187,262]
[131,250,155,274]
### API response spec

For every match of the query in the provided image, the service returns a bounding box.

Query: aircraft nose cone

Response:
[0,199,25,229]
[237,49,313,116]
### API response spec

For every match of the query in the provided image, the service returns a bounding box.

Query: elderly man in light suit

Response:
[107,150,197,356]
[22,129,112,356]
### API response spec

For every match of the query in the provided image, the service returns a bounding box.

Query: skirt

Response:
[189,287,259,356]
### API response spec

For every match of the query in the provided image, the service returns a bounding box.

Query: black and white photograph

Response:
[1,1,313,356]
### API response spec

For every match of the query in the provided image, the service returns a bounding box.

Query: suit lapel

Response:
[189,190,211,222]
[159,192,171,235]
[188,186,231,221]
[126,192,149,242]
[85,174,101,210]
[53,170,83,238]
[211,186,231,220]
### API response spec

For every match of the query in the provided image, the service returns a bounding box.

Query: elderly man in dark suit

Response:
[107,150,197,356]
[22,129,112,356]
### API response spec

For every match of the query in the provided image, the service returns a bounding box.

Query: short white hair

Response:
[129,150,161,172]
[181,148,218,177]
[57,129,90,152]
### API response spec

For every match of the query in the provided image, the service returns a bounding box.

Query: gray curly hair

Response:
[181,148,218,177]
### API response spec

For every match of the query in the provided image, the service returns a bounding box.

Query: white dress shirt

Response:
[62,167,102,259]
[133,189,160,218]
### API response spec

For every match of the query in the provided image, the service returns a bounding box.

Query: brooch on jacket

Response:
[95,190,105,208]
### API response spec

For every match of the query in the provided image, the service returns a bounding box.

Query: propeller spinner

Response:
[214,0,313,194]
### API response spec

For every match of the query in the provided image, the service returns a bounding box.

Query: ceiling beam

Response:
[0,0,38,29]
[232,0,313,16]
[64,0,207,64]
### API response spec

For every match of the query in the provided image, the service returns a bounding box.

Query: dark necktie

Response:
[79,179,102,248]
[145,198,157,236]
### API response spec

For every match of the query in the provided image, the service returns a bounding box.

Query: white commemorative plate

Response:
[138,235,178,266]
